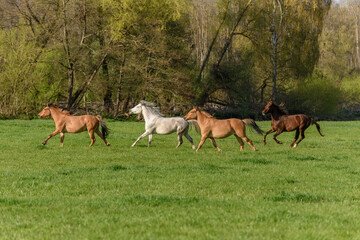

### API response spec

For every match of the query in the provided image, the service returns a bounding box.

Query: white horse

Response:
[129,101,196,149]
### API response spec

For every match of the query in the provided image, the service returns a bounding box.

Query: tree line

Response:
[0,0,359,119]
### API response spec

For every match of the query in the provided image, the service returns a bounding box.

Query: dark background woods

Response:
[0,0,359,119]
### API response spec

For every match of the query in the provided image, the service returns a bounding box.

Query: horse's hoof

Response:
[192,146,196,150]
[293,144,297,148]
[42,142,46,146]
[107,143,111,147]
[254,148,258,151]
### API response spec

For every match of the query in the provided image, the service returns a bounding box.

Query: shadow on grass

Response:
[267,191,326,203]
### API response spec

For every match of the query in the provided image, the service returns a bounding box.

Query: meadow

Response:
[1,119,360,239]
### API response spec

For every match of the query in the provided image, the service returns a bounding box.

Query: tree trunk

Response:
[355,15,360,69]
[115,51,126,117]
[61,0,75,110]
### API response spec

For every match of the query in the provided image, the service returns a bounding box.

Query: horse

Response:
[129,100,196,149]
[184,107,264,152]
[38,103,110,147]
[262,101,324,148]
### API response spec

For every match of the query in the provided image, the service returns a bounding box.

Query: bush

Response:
[285,74,342,118]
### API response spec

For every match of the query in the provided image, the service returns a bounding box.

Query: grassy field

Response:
[1,119,360,239]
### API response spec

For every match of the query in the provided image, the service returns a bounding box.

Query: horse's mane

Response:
[48,103,72,115]
[272,103,288,115]
[198,109,215,118]
[140,100,164,117]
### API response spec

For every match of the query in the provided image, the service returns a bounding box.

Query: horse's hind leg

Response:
[148,134,153,147]
[235,135,245,151]
[290,129,299,148]
[95,129,110,146]
[241,136,258,151]
[60,132,65,147]
[184,127,196,149]
[294,129,306,147]
[233,125,257,151]
[176,133,183,148]
[88,130,96,146]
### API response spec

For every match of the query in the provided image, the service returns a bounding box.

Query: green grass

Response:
[1,119,360,239]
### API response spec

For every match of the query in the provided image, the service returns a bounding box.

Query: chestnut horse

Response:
[38,103,110,147]
[262,101,324,148]
[184,107,263,152]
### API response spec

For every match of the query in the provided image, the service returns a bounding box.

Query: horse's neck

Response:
[270,109,284,121]
[196,111,208,126]
[141,106,161,123]
[49,107,65,121]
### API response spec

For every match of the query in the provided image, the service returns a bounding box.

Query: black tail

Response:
[97,115,109,139]
[242,119,264,135]
[311,118,324,137]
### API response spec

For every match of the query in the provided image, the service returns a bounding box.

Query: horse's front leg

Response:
[263,129,275,145]
[209,137,221,152]
[42,130,60,145]
[132,131,151,147]
[196,136,207,152]
[273,130,283,144]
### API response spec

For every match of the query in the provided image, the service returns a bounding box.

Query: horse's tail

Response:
[242,119,264,135]
[187,120,201,134]
[96,115,110,139]
[311,118,324,137]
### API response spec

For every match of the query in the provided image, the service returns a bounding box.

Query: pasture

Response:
[1,119,360,239]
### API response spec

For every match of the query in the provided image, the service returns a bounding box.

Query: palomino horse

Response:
[129,101,196,149]
[184,107,264,152]
[38,103,110,147]
[262,101,324,148]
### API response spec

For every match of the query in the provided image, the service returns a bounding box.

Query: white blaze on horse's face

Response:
[129,104,142,115]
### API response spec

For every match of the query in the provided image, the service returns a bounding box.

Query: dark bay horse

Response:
[262,101,323,148]
[184,107,264,152]
[38,103,110,147]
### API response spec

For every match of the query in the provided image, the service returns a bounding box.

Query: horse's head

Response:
[184,107,198,120]
[129,103,142,115]
[262,101,274,116]
[38,104,51,118]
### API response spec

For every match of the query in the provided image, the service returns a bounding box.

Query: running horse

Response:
[262,101,324,148]
[129,101,196,149]
[38,103,110,147]
[184,107,264,152]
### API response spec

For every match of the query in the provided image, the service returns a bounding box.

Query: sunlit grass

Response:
[0,119,360,239]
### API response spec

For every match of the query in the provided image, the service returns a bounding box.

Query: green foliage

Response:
[286,73,342,117]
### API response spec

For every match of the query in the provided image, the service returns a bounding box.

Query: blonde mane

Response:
[198,109,215,118]
[48,103,72,115]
